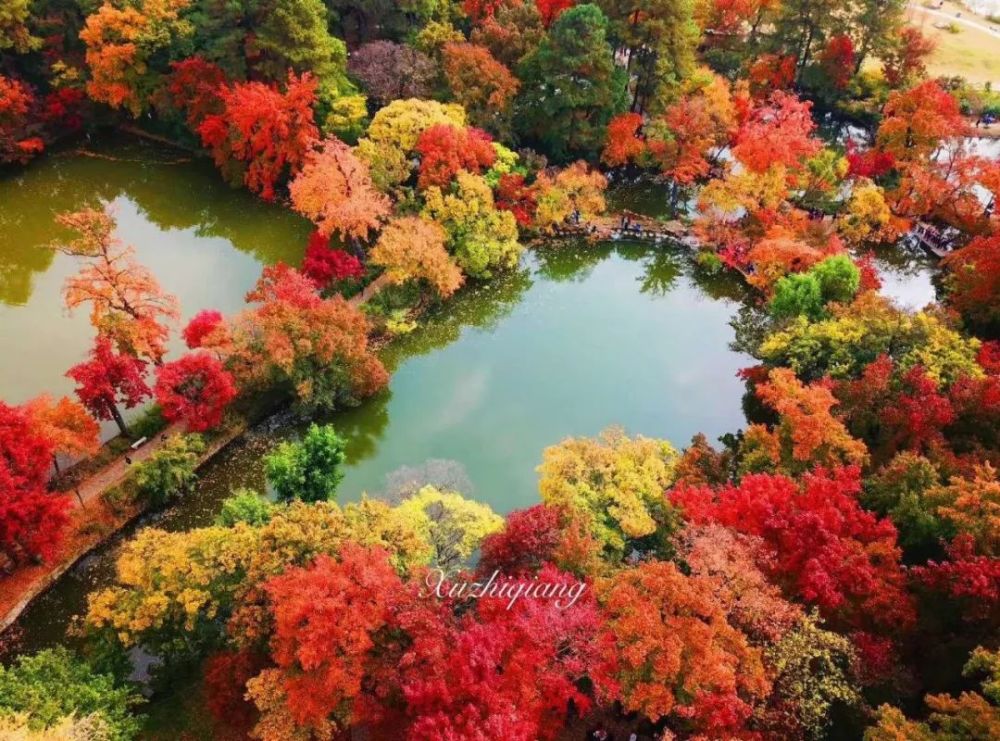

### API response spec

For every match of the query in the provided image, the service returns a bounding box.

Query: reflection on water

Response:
[0,137,311,407]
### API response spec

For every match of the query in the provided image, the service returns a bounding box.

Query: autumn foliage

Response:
[153,352,237,432]
[300,231,365,291]
[66,336,150,436]
[0,74,43,164]
[55,208,179,364]
[0,402,70,565]
[369,216,464,298]
[414,123,497,189]
[224,264,387,411]
[288,136,390,241]
[670,466,914,640]
[198,73,319,200]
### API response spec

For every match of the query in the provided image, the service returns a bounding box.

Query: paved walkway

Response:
[909,3,1000,37]
[67,421,186,510]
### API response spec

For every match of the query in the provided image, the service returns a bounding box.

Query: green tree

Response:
[0,647,143,741]
[516,4,627,158]
[134,434,205,507]
[216,489,276,527]
[812,255,860,304]
[770,272,825,320]
[265,423,346,503]
[597,0,700,110]
[769,255,860,319]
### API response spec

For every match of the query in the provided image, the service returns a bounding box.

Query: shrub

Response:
[133,434,204,507]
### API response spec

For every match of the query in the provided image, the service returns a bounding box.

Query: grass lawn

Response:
[908,5,1000,85]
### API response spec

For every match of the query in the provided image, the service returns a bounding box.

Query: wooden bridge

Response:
[543,211,701,248]
[912,221,958,259]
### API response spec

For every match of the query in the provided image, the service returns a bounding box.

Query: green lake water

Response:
[0,140,938,671]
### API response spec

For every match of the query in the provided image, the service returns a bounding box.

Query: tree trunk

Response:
[111,404,129,436]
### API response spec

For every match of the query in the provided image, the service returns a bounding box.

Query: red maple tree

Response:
[0,402,69,565]
[66,336,151,436]
[198,73,319,200]
[154,352,238,432]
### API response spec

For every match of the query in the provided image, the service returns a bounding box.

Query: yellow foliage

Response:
[369,216,464,297]
[421,171,522,278]
[322,93,368,141]
[698,164,789,221]
[394,486,503,569]
[0,714,112,741]
[759,292,983,385]
[533,161,608,232]
[538,427,679,557]
[356,98,466,189]
[838,180,898,246]
[83,500,432,648]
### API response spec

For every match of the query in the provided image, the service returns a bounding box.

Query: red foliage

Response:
[396,564,617,740]
[182,310,225,350]
[40,88,86,132]
[670,466,915,636]
[601,112,646,167]
[943,233,1000,327]
[600,559,770,731]
[478,504,564,575]
[747,54,797,96]
[846,140,896,179]
[0,74,44,165]
[204,650,267,736]
[198,73,319,200]
[164,56,227,130]
[878,80,966,162]
[732,91,820,174]
[819,35,855,90]
[66,337,150,428]
[0,402,69,565]
[535,0,575,26]
[414,124,497,189]
[495,173,538,226]
[300,231,365,291]
[883,26,936,88]
[979,342,1000,375]
[913,535,1000,623]
[855,252,884,292]
[153,352,237,432]
[833,357,976,464]
[464,0,503,23]
[264,545,406,728]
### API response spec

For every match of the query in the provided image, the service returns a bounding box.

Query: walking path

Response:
[909,3,1000,37]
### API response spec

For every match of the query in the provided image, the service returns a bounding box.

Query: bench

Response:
[129,437,148,451]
